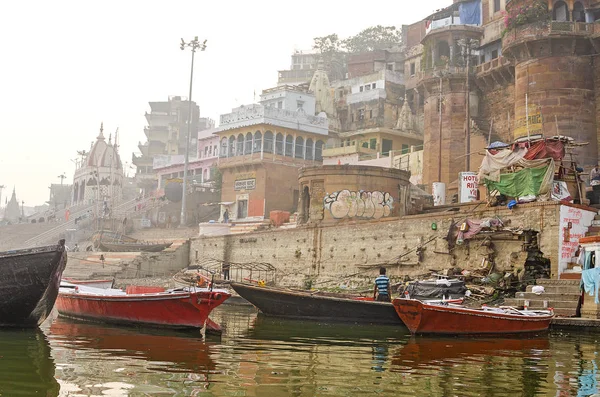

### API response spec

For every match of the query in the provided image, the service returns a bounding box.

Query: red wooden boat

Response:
[56,283,230,331]
[392,298,554,335]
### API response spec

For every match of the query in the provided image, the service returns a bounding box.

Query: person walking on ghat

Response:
[223,209,229,224]
[373,267,391,302]
[222,261,231,281]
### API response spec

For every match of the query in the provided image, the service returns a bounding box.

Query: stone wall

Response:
[191,202,563,290]
[478,83,515,144]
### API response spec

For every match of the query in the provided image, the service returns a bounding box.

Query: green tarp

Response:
[484,159,553,198]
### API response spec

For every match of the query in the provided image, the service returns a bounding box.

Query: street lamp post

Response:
[179,36,207,227]
[458,38,479,172]
[434,70,447,183]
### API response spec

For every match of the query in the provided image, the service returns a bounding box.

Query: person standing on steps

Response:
[223,208,229,223]
[373,267,391,302]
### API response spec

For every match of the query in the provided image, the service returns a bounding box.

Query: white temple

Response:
[71,123,123,207]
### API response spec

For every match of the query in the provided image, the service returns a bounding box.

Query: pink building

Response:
[154,128,219,188]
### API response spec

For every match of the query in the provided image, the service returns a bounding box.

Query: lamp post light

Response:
[179,36,207,227]
[458,38,479,172]
[434,70,447,183]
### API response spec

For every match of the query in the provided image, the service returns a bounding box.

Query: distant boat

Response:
[0,240,67,327]
[91,230,171,252]
[230,282,403,325]
[392,299,554,335]
[56,282,230,331]
[96,240,173,252]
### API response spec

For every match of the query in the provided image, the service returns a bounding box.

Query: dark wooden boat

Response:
[230,282,403,325]
[97,240,173,252]
[392,298,554,335]
[0,239,67,327]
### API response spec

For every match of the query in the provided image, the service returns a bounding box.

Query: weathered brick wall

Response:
[191,202,562,289]
[478,84,515,144]
[514,57,597,166]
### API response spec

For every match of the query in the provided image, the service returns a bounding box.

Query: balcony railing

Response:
[475,56,511,75]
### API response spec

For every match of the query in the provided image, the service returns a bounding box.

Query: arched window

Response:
[203,168,209,181]
[264,131,274,153]
[553,0,569,21]
[220,138,228,158]
[315,140,324,161]
[245,132,253,154]
[295,136,304,159]
[275,133,284,155]
[305,138,314,160]
[573,1,585,22]
[253,131,262,153]
[237,133,244,155]
[285,135,294,156]
[228,136,236,157]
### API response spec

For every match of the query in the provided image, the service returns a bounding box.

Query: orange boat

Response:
[392,299,554,335]
[56,282,230,331]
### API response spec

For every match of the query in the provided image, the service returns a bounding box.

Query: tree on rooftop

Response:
[342,25,402,53]
[312,33,347,81]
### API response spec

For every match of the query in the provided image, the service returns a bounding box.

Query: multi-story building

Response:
[277,50,318,86]
[322,50,423,167]
[153,127,220,189]
[215,85,329,221]
[132,96,214,193]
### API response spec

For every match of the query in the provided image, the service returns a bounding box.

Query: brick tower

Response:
[502,0,599,165]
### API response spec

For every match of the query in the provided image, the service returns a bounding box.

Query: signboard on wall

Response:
[558,205,595,275]
[458,172,478,203]
[514,106,542,139]
[234,179,256,191]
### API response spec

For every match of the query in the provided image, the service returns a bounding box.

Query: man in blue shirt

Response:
[373,267,391,302]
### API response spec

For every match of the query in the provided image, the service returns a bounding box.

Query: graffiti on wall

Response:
[324,190,394,219]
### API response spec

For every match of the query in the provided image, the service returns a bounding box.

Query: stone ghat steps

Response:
[526,284,580,294]
[503,279,581,318]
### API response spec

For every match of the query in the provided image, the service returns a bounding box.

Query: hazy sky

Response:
[0,0,449,206]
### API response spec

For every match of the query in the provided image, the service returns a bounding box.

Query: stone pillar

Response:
[514,56,597,166]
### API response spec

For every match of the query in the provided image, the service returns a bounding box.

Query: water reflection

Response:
[0,329,59,396]
[22,306,600,396]
[48,317,215,373]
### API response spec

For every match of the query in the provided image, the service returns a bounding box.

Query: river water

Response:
[1,305,599,396]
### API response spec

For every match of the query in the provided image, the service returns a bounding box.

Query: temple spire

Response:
[97,122,105,140]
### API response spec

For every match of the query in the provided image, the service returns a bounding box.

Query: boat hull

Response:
[393,299,553,335]
[231,282,402,325]
[56,288,230,330]
[0,240,67,327]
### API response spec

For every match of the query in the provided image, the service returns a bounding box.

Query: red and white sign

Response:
[458,172,479,203]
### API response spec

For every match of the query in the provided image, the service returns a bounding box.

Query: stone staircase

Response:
[22,196,166,248]
[503,279,581,317]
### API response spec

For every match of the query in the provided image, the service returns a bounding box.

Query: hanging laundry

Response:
[581,267,600,304]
